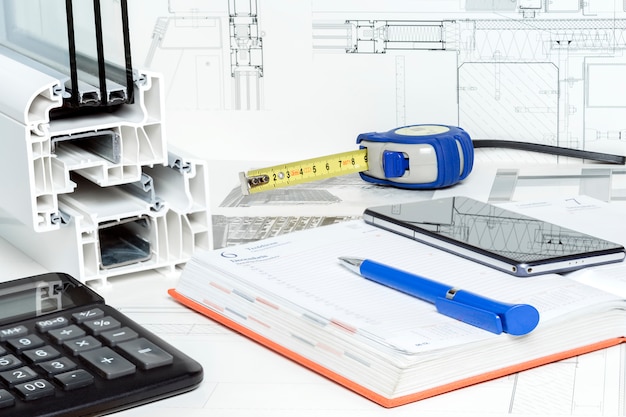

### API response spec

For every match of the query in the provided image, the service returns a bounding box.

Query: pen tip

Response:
[338,257,363,268]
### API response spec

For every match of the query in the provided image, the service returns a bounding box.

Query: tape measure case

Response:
[356,124,474,189]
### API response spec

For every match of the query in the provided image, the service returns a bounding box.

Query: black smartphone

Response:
[363,196,625,277]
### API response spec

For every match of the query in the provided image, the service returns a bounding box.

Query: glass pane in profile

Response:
[0,0,74,91]
[0,0,133,110]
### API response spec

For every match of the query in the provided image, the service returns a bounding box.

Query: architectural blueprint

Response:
[138,0,263,111]
[130,0,626,162]
[311,0,626,157]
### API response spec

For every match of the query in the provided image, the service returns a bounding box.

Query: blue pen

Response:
[338,257,540,336]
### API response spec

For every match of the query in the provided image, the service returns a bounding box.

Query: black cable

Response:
[473,139,626,164]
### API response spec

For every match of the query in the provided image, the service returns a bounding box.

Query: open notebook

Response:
[169,196,626,408]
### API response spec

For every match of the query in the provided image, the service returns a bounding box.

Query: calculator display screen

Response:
[0,273,102,325]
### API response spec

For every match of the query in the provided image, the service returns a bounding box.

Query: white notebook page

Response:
[182,220,620,354]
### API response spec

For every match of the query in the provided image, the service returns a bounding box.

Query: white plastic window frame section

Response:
[0,53,166,233]
[0,53,211,285]
[0,150,211,286]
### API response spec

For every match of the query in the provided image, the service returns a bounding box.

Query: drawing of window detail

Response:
[312,20,456,53]
[457,18,626,155]
[348,20,451,53]
[144,1,226,110]
[229,0,264,110]
[312,5,626,158]
[144,0,264,111]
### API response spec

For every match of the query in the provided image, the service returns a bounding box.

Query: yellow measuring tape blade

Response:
[240,148,369,194]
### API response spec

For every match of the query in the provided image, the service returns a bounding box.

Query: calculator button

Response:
[48,325,86,343]
[0,366,38,386]
[0,389,15,409]
[100,326,138,346]
[72,308,105,323]
[118,338,173,370]
[80,347,136,379]
[82,316,121,336]
[7,334,45,353]
[38,357,77,376]
[23,346,61,363]
[0,355,22,371]
[63,336,102,356]
[35,316,70,333]
[0,325,28,342]
[54,369,94,391]
[14,379,55,401]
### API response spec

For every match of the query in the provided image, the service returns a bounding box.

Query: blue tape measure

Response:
[357,124,474,189]
[241,124,474,194]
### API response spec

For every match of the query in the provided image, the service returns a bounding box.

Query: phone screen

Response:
[363,196,625,276]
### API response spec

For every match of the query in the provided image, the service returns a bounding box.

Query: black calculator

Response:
[0,272,203,416]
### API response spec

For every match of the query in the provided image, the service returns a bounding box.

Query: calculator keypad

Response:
[0,305,177,411]
[0,273,202,416]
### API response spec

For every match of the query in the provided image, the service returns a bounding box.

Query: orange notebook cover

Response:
[168,287,625,408]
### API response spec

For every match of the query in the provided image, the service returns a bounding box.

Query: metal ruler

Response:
[240,149,369,195]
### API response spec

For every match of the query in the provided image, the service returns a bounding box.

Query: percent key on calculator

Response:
[83,317,121,336]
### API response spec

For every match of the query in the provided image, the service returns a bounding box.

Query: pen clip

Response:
[435,297,503,335]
